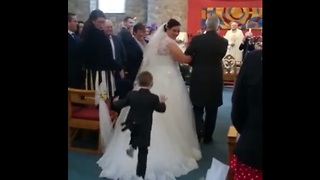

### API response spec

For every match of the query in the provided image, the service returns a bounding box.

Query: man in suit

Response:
[118,17,145,83]
[231,49,262,177]
[102,20,131,99]
[68,12,83,88]
[118,16,134,57]
[185,16,228,144]
[113,71,167,179]
[119,22,146,85]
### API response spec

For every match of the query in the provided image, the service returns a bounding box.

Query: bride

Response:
[97,18,201,180]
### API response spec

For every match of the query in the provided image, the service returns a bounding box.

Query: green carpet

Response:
[68,87,233,180]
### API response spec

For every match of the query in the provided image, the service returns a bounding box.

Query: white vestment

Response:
[224,29,244,62]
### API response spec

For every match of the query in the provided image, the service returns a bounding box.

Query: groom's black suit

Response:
[185,30,228,143]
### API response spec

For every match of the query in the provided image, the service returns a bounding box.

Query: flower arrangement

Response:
[100,93,107,100]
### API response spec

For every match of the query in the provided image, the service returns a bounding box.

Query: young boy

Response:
[113,71,167,179]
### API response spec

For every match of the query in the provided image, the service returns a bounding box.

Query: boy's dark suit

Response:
[185,30,228,143]
[113,88,166,178]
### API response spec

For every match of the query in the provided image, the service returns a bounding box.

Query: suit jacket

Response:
[68,33,83,88]
[113,88,166,147]
[118,27,143,82]
[239,38,255,59]
[80,26,121,72]
[185,30,228,107]
[231,49,262,169]
[111,35,127,69]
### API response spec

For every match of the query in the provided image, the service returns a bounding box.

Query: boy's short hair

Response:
[137,71,153,87]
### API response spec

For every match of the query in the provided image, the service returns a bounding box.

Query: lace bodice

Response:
[157,36,175,55]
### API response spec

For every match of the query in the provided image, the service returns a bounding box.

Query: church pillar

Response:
[147,0,187,31]
[125,0,148,23]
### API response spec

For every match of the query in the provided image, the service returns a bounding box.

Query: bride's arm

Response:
[167,42,192,64]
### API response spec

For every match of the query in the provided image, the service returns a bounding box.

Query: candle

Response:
[249,28,252,32]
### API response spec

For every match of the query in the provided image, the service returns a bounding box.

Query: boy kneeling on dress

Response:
[113,71,167,179]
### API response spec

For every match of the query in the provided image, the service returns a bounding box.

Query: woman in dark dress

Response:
[80,10,124,98]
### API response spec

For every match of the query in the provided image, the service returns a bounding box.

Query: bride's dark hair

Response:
[163,18,181,32]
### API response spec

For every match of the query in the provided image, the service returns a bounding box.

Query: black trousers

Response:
[136,146,148,178]
[193,105,218,140]
[129,125,148,179]
[115,78,133,99]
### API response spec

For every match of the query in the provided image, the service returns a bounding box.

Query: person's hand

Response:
[159,94,168,103]
[119,70,125,79]
[113,96,119,102]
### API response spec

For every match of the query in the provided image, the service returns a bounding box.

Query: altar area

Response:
[222,54,241,86]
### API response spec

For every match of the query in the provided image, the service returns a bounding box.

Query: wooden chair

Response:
[68,88,117,154]
[226,126,239,180]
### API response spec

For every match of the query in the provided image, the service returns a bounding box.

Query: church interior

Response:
[68,0,262,179]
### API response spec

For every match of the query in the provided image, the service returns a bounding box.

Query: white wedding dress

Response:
[97,24,201,180]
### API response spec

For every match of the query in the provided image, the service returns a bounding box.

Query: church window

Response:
[98,0,125,13]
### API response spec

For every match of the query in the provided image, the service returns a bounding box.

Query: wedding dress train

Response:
[97,24,201,180]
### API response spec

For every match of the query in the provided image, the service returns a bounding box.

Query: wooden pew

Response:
[226,126,239,180]
[227,126,238,162]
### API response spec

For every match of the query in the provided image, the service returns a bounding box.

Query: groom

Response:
[185,16,228,144]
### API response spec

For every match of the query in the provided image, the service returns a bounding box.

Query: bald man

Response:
[102,20,126,67]
[102,20,131,100]
[224,22,244,62]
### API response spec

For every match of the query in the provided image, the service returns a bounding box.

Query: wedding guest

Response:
[121,22,146,86]
[112,71,167,179]
[239,31,255,59]
[68,12,83,88]
[102,20,131,100]
[75,20,84,36]
[230,49,262,180]
[145,23,157,42]
[80,10,124,95]
[118,16,136,77]
[144,27,150,43]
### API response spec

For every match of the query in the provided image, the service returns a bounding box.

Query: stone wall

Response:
[147,0,187,31]
[68,0,91,22]
[68,0,187,31]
